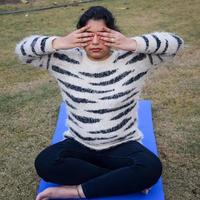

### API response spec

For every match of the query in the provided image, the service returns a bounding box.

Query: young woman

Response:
[15,6,184,200]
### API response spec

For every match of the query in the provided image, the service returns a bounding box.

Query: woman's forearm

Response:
[130,32,184,55]
[16,35,57,58]
[15,35,57,69]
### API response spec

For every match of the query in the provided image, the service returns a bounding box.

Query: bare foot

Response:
[35,185,79,200]
[77,184,86,198]
[141,187,152,195]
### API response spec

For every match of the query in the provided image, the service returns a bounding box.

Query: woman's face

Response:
[83,19,111,61]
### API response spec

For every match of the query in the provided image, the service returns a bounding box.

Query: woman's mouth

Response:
[91,48,102,52]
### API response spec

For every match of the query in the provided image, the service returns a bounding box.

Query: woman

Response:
[15,6,184,200]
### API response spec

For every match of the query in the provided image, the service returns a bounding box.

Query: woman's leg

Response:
[80,140,163,198]
[34,137,111,185]
[35,138,162,199]
[35,137,113,199]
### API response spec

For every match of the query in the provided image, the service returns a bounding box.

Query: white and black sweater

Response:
[15,32,184,150]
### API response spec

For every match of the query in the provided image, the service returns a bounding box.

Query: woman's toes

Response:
[35,188,50,200]
[141,187,152,195]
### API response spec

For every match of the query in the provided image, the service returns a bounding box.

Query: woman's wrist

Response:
[128,38,137,52]
[52,37,66,50]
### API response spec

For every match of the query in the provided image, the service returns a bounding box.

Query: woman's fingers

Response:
[76,32,94,38]
[100,36,116,43]
[75,42,89,47]
[104,42,119,48]
[75,35,93,47]
[102,26,115,33]
[97,32,115,38]
[76,25,91,33]
[104,42,113,46]
[77,36,93,43]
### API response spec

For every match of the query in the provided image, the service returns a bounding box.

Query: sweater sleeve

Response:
[15,35,58,70]
[130,32,184,66]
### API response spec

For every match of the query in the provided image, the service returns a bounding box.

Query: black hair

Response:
[76,6,121,32]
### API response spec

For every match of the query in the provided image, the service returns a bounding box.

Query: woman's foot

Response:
[35,185,80,200]
[77,184,86,198]
[141,187,152,195]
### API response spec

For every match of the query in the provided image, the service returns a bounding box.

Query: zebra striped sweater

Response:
[15,31,184,150]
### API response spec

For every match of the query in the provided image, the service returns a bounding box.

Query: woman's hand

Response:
[97,27,137,51]
[52,25,94,50]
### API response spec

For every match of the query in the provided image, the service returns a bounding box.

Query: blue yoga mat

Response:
[37,100,165,200]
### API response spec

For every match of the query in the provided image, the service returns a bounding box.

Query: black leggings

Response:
[34,137,162,198]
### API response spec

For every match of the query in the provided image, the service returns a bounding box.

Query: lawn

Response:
[0,0,199,199]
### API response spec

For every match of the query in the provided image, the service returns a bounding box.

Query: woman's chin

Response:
[89,53,105,60]
[85,49,111,61]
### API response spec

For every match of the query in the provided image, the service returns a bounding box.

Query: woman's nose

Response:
[92,34,99,44]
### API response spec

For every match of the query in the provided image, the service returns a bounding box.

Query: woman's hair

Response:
[76,6,121,32]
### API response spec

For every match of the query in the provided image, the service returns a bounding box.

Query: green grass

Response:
[0,0,200,199]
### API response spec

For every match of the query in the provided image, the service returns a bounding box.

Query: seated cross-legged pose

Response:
[15,5,184,200]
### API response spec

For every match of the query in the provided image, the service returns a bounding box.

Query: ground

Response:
[0,0,20,5]
[0,0,199,199]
